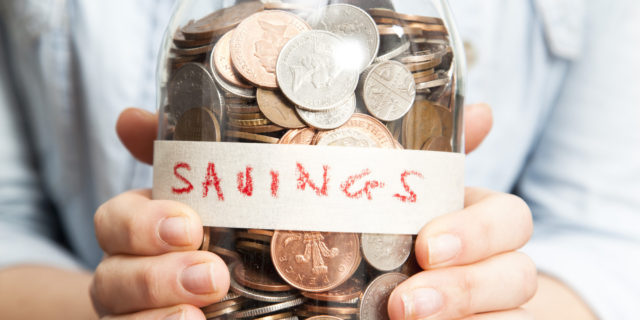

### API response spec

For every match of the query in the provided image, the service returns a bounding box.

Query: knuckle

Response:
[138,264,163,307]
[517,253,539,302]
[452,269,475,317]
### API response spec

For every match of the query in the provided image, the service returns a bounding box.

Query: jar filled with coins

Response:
[153,1,466,319]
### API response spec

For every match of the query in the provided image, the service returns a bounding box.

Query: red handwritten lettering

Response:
[172,162,194,195]
[236,167,254,197]
[270,170,280,198]
[203,162,224,201]
[340,169,385,200]
[296,163,329,196]
[393,171,424,203]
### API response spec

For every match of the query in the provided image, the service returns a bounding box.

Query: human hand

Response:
[388,104,537,319]
[90,109,229,319]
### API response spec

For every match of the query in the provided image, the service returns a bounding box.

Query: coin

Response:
[211,246,242,265]
[301,277,364,303]
[231,10,310,88]
[404,57,443,72]
[296,94,356,130]
[229,297,305,319]
[202,297,246,313]
[360,60,415,122]
[276,30,359,111]
[257,89,306,129]
[201,227,211,252]
[213,31,253,89]
[237,240,272,255]
[308,4,379,72]
[227,124,284,134]
[227,105,261,114]
[171,43,215,57]
[254,312,297,320]
[233,263,293,292]
[167,63,222,119]
[236,231,273,243]
[174,107,221,142]
[271,231,361,292]
[402,100,444,150]
[304,304,359,315]
[230,274,301,303]
[395,12,444,25]
[375,40,410,62]
[228,118,272,127]
[225,131,281,144]
[314,114,396,149]
[358,273,408,320]
[361,234,413,271]
[306,317,344,320]
[278,128,317,145]
[182,1,264,40]
[211,61,257,99]
[377,25,423,36]
[421,136,452,152]
[227,112,267,120]
[204,304,244,319]
[173,27,214,48]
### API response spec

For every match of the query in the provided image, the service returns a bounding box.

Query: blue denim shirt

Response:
[1,1,639,318]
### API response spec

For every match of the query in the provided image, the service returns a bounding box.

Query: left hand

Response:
[387,104,537,319]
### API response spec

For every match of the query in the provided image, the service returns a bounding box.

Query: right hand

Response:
[90,109,230,319]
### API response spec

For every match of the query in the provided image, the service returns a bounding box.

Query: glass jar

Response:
[153,1,466,319]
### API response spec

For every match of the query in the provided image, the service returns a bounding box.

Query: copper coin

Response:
[211,246,242,264]
[230,10,310,88]
[254,312,296,320]
[227,112,267,120]
[227,124,285,134]
[174,107,221,142]
[228,118,272,127]
[358,273,408,320]
[301,277,364,303]
[204,304,243,319]
[297,310,350,320]
[278,128,317,145]
[404,57,442,72]
[373,17,402,25]
[271,231,361,292]
[257,89,306,129]
[412,68,436,79]
[213,31,254,89]
[248,229,275,237]
[225,130,280,144]
[202,297,246,313]
[313,114,396,149]
[304,304,359,315]
[406,22,448,34]
[402,100,444,150]
[171,43,215,56]
[395,12,444,25]
[377,25,424,36]
[237,240,271,255]
[227,105,261,114]
[264,2,318,11]
[182,1,264,40]
[367,8,398,19]
[421,136,452,152]
[173,27,214,48]
[233,263,293,292]
[306,317,344,320]
[200,227,211,252]
[236,231,273,244]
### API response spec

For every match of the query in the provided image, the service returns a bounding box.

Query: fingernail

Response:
[164,309,185,320]
[181,263,217,295]
[402,288,443,319]
[427,234,461,266]
[159,216,191,247]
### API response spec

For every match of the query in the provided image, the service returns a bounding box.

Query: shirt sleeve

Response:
[517,1,640,318]
[0,27,82,271]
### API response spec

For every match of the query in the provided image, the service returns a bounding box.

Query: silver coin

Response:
[375,40,410,62]
[358,273,408,320]
[168,63,223,119]
[361,234,413,271]
[229,297,305,319]
[361,61,416,122]
[315,127,380,148]
[308,4,379,72]
[296,94,356,130]
[229,274,300,303]
[210,56,257,99]
[415,71,450,91]
[276,30,359,111]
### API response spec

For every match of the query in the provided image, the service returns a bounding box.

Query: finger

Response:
[464,103,493,154]
[388,252,538,320]
[117,108,157,165]
[415,187,532,269]
[461,308,533,320]
[91,251,230,316]
[103,305,205,320]
[95,189,203,255]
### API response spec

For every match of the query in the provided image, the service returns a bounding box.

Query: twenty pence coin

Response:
[231,10,310,88]
[296,94,356,130]
[271,231,361,292]
[257,88,306,128]
[361,233,413,271]
[361,60,416,122]
[276,30,359,111]
[314,114,396,149]
[359,273,408,320]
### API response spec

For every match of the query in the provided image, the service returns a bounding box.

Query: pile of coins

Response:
[162,1,460,319]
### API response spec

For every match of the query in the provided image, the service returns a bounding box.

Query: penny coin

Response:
[204,304,243,319]
[227,105,261,114]
[402,100,444,150]
[257,89,306,129]
[304,304,359,315]
[236,231,273,244]
[225,131,280,144]
[301,277,364,303]
[422,136,452,152]
[254,312,296,320]
[306,317,343,320]
[168,63,223,118]
[211,61,257,99]
[231,10,310,88]
[308,4,379,72]
[229,297,305,319]
[360,60,416,122]
[227,124,284,134]
[211,246,242,265]
[377,25,424,36]
[277,30,359,111]
[201,227,211,252]
[213,31,253,89]
[227,112,267,120]
[361,234,413,271]
[367,8,398,19]
[314,114,396,149]
[230,273,301,303]
[233,263,293,292]
[173,27,214,48]
[404,57,443,72]
[271,231,361,292]
[278,128,317,145]
[248,229,275,237]
[237,240,271,255]
[406,22,448,34]
[412,68,436,79]
[202,297,246,313]
[228,118,271,127]
[174,107,221,142]
[296,94,356,130]
[358,273,408,320]
[182,1,264,40]
[395,12,444,25]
